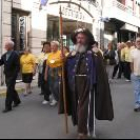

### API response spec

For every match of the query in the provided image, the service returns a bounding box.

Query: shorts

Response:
[22,73,33,83]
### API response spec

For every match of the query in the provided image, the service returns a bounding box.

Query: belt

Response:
[75,74,87,77]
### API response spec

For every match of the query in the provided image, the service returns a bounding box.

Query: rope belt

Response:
[75,74,87,77]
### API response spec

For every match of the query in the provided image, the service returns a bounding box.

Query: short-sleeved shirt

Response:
[121,47,131,62]
[47,51,63,68]
[36,52,49,73]
[47,50,63,78]
[20,53,36,74]
[130,48,140,76]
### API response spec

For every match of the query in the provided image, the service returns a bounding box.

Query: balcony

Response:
[113,0,135,17]
[103,0,140,27]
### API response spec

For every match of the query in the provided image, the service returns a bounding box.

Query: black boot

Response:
[13,101,21,108]
[2,108,12,113]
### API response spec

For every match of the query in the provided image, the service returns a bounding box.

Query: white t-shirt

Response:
[130,48,140,76]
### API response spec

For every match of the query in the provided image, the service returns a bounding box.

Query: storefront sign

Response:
[19,17,26,50]
[61,6,85,20]
[121,23,138,33]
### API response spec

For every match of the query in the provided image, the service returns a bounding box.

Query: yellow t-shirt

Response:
[47,51,63,68]
[20,54,36,74]
[121,47,131,62]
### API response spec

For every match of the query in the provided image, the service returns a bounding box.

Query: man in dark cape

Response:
[59,28,114,139]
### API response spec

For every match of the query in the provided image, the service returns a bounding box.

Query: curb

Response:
[0,83,38,97]
[0,88,24,97]
[0,80,38,97]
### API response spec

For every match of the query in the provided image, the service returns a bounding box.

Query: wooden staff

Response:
[59,6,69,134]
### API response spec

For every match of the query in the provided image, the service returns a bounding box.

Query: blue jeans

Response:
[49,76,60,102]
[131,74,140,108]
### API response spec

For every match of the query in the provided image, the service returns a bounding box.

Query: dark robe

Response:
[59,50,114,134]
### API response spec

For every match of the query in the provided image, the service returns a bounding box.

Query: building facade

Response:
[1,0,101,53]
[0,0,101,85]
[1,0,140,84]
[102,0,140,48]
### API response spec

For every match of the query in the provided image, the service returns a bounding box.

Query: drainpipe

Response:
[0,0,2,56]
[0,0,3,86]
[100,0,104,49]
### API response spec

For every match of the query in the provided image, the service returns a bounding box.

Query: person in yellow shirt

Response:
[20,49,36,96]
[47,47,62,68]
[45,41,63,106]
[121,41,132,81]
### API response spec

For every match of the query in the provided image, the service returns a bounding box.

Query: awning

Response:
[136,0,140,4]
[120,23,138,33]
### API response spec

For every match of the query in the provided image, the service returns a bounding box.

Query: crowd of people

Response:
[104,38,140,112]
[0,28,114,139]
[1,28,140,139]
[104,40,135,81]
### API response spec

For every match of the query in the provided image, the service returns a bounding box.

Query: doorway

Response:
[12,9,31,51]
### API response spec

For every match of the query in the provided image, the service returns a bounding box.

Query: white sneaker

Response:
[42,100,49,105]
[125,80,131,82]
[23,93,28,97]
[50,100,57,106]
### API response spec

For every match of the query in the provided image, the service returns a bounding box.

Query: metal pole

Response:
[92,90,96,138]
[100,0,104,49]
[0,0,3,86]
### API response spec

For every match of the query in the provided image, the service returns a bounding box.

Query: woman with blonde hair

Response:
[121,41,132,81]
[45,41,62,106]
[112,42,126,79]
[20,48,36,96]
[104,42,116,79]
[116,42,127,79]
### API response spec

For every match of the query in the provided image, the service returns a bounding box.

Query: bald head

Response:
[5,40,15,51]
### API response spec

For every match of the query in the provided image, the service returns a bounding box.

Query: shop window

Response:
[12,9,30,51]
[117,0,122,3]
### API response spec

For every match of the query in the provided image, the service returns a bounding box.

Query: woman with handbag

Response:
[112,46,120,79]
[104,42,116,79]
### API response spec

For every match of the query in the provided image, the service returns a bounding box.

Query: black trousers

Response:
[40,73,51,101]
[5,76,21,110]
[43,81,51,101]
[112,64,119,79]
[112,61,125,79]
[124,62,131,80]
[49,77,59,102]
[38,73,42,88]
[118,62,124,79]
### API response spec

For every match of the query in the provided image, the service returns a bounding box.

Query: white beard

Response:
[75,44,87,53]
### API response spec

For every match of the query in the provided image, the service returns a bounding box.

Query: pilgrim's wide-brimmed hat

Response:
[71,28,96,47]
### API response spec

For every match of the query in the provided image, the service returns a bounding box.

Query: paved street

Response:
[0,79,140,139]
